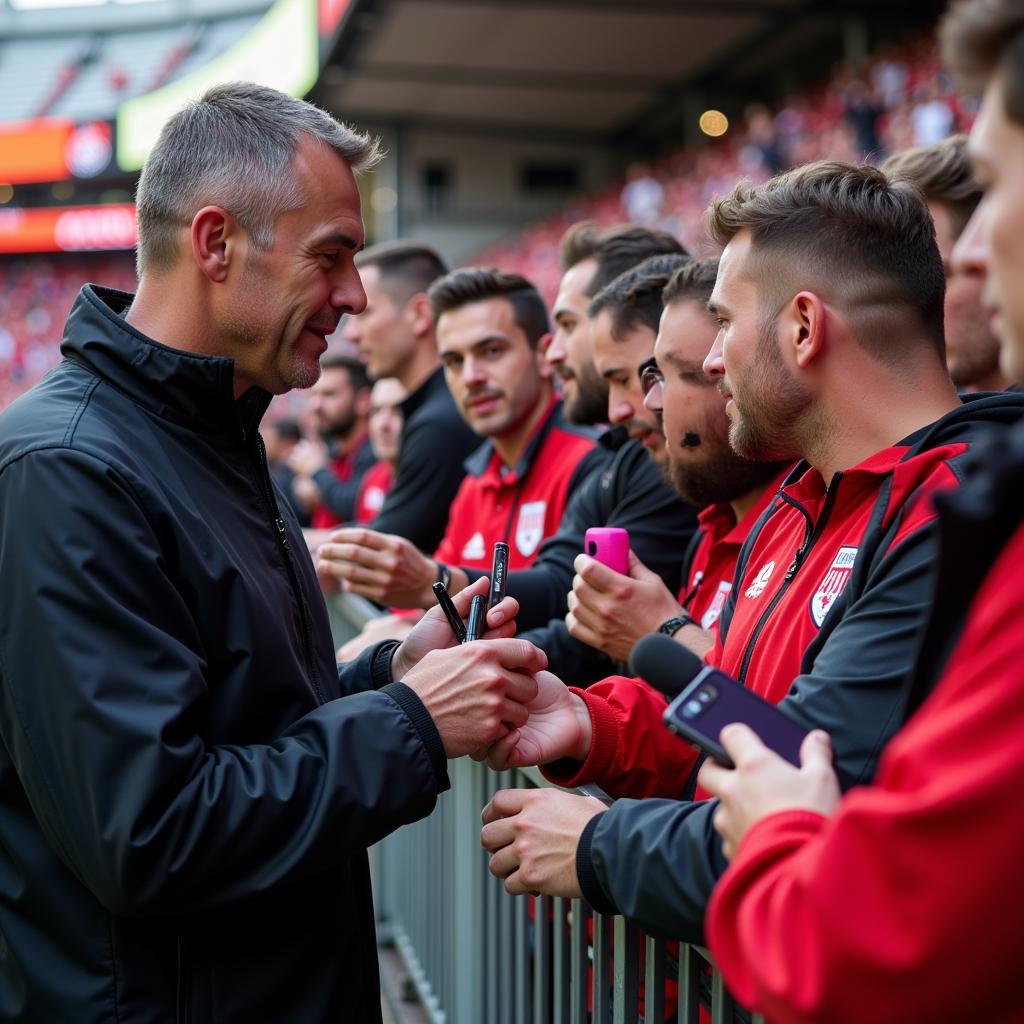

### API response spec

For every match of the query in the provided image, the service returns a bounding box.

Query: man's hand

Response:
[566,550,684,662]
[317,527,437,608]
[480,788,607,897]
[336,612,419,662]
[393,575,517,678]
[478,671,592,770]
[698,725,841,860]
[288,438,330,478]
[401,638,547,759]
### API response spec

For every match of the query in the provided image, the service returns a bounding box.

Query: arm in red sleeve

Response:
[706,544,1024,1024]
[540,676,700,799]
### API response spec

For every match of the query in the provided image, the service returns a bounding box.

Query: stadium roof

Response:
[313,0,946,148]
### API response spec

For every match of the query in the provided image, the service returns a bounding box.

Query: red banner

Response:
[0,204,136,254]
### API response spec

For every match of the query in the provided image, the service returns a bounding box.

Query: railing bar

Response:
[612,915,640,1022]
[710,962,737,1024]
[533,894,552,1024]
[643,935,666,1024]
[592,913,612,1024]
[552,896,570,1022]
[514,880,529,1024]
[569,901,589,1024]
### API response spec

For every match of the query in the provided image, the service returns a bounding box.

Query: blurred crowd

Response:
[478,33,973,301]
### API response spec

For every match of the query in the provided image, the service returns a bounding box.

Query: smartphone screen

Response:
[662,666,808,768]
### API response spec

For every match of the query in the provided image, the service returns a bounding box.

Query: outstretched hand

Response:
[317,527,437,608]
[475,670,592,770]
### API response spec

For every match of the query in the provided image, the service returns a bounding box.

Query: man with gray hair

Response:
[0,82,546,1022]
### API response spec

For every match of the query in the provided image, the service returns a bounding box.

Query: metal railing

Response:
[328,592,760,1024]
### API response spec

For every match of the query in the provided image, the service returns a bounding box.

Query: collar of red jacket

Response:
[697,464,794,546]
[473,394,562,489]
[783,443,912,507]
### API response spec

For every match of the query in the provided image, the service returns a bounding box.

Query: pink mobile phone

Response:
[584,527,629,575]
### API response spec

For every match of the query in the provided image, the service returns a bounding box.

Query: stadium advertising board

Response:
[0,204,136,253]
[116,0,319,172]
[0,119,116,185]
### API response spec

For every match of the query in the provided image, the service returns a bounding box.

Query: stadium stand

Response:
[474,33,971,303]
[0,254,135,413]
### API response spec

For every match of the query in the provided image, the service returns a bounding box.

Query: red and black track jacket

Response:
[434,397,604,570]
[543,393,1024,941]
[679,469,791,630]
[707,416,1024,1024]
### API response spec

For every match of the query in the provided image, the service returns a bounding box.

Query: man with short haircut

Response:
[482,225,697,683]
[547,221,684,428]
[479,161,1024,947]
[565,258,791,663]
[288,350,376,527]
[319,268,604,613]
[883,134,1009,392]
[0,83,546,1022]
[697,6,1024,1020]
[343,241,480,552]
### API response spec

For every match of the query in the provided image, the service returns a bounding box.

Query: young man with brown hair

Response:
[319,268,603,611]
[696,4,1024,1020]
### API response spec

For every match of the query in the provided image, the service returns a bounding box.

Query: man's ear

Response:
[781,291,827,369]
[405,293,435,338]
[191,206,240,283]
[536,333,555,379]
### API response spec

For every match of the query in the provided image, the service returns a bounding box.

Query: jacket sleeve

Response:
[311,442,376,522]
[576,517,944,943]
[0,448,448,919]
[370,412,477,553]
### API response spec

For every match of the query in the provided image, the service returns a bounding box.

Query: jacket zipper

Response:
[736,474,843,685]
[251,431,326,705]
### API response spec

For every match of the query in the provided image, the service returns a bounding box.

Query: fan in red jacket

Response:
[319,267,604,619]
[479,160,1024,948]
[699,10,1024,1021]
[562,257,791,667]
[286,351,376,528]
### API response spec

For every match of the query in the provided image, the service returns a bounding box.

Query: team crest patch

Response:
[701,580,732,629]
[462,532,486,561]
[744,560,775,599]
[810,546,858,627]
[515,501,546,557]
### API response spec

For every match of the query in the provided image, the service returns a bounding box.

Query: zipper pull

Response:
[275,516,290,550]
[784,548,805,580]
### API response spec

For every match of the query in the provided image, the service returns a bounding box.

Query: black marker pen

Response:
[464,594,486,642]
[488,541,509,609]
[432,581,467,643]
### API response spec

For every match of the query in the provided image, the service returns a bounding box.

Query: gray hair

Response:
[135,81,383,275]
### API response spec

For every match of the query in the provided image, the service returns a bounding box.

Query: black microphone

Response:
[629,632,704,698]
[680,432,701,448]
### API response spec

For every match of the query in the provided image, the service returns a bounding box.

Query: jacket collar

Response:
[463,395,562,482]
[61,285,272,437]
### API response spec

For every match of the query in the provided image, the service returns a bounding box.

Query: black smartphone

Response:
[662,665,809,768]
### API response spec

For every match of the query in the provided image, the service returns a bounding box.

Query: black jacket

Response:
[370,365,480,552]
[577,393,1024,943]
[470,429,696,684]
[312,434,378,522]
[0,286,449,1023]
